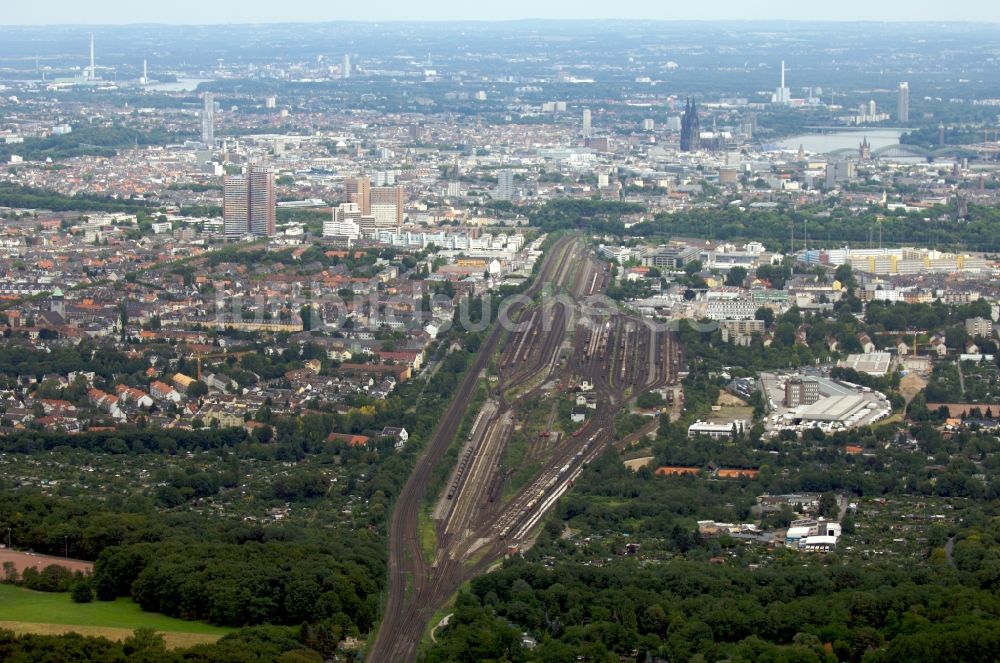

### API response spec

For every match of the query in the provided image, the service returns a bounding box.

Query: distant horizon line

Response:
[1,18,998,27]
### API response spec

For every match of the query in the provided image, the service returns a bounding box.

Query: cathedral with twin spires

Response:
[680,98,701,152]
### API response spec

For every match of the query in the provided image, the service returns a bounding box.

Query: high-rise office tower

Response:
[680,99,701,152]
[223,175,248,239]
[345,176,371,215]
[343,54,351,78]
[248,166,276,237]
[582,108,592,139]
[495,169,514,201]
[898,82,909,123]
[371,186,404,228]
[201,93,215,146]
[223,166,275,238]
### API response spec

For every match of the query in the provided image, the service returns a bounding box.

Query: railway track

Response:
[503,301,568,392]
[368,235,578,663]
[367,235,677,662]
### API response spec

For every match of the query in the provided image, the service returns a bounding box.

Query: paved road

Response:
[945,536,957,569]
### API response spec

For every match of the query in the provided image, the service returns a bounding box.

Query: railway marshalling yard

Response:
[368,235,684,662]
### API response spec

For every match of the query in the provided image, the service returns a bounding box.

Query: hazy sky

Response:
[4,0,1000,23]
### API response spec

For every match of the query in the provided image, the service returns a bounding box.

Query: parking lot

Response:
[760,371,892,435]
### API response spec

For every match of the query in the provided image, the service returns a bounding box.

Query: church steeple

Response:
[680,98,701,152]
[859,136,871,162]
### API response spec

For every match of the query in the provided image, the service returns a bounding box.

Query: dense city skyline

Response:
[0,17,1000,663]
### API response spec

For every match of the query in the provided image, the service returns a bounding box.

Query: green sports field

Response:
[0,584,232,638]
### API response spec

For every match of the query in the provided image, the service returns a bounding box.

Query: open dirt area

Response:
[0,549,93,575]
[623,456,655,471]
[717,392,748,407]
[900,373,928,405]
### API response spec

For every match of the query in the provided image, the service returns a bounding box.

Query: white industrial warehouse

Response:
[759,371,892,434]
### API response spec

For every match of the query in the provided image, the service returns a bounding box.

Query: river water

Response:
[776,129,904,154]
[145,78,213,92]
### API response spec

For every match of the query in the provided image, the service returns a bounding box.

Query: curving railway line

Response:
[367,235,579,663]
[367,235,680,662]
